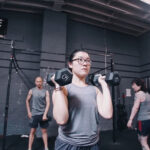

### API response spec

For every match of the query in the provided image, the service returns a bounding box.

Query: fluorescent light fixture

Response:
[140,0,150,5]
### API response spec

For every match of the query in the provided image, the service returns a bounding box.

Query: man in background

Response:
[26,76,50,150]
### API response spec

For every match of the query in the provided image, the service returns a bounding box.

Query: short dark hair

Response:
[68,49,88,62]
[68,49,89,71]
[35,76,43,81]
[131,78,147,93]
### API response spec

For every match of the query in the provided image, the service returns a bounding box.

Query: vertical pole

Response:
[111,57,116,143]
[2,41,14,150]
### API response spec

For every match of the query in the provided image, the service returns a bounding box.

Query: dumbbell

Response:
[47,68,73,86]
[29,115,52,124]
[89,71,121,86]
[46,115,52,122]
[40,116,52,122]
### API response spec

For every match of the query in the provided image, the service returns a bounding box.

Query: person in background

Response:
[127,78,150,150]
[26,76,50,150]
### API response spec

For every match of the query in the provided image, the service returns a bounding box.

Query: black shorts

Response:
[137,120,150,136]
[55,138,100,150]
[29,114,49,129]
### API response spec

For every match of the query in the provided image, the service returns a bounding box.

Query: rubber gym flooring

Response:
[0,129,149,150]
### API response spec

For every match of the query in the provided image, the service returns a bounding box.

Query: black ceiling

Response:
[1,0,150,36]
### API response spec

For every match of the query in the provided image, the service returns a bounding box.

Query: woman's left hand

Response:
[98,74,107,84]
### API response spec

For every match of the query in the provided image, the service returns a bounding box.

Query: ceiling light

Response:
[140,0,150,5]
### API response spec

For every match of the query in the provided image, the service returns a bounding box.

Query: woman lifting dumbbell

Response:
[51,49,113,150]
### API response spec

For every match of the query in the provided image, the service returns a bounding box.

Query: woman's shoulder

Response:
[135,91,146,102]
[136,90,145,96]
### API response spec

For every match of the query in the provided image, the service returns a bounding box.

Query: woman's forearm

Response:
[53,89,69,125]
[102,83,113,118]
[97,82,113,119]
[129,105,138,121]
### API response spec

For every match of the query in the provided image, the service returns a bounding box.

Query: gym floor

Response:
[1,129,148,150]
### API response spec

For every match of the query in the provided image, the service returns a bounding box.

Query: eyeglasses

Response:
[72,57,92,65]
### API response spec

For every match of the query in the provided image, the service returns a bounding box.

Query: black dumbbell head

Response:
[55,68,72,86]
[112,71,121,86]
[88,74,100,86]
[89,72,121,86]
[93,74,100,86]
[106,71,121,86]
[47,68,73,86]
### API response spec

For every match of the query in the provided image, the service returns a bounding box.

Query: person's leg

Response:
[28,115,38,150]
[138,135,150,150]
[41,128,49,150]
[28,128,36,150]
[40,117,49,150]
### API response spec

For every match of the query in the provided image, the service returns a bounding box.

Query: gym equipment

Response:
[47,68,72,86]
[29,115,52,124]
[117,92,127,131]
[46,115,52,122]
[89,71,121,86]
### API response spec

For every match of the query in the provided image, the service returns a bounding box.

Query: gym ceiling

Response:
[1,0,150,37]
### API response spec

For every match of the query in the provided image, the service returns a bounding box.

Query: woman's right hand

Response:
[127,120,132,128]
[51,74,60,88]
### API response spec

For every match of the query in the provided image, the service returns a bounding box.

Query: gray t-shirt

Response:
[31,87,47,116]
[135,91,150,121]
[58,83,100,146]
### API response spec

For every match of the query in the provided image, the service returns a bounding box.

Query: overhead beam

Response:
[87,0,150,23]
[64,2,150,30]
[63,6,145,32]
[68,15,139,36]
[63,9,141,35]
[111,0,146,13]
[0,0,53,9]
[0,6,42,14]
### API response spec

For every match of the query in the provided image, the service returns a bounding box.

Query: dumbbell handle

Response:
[89,71,120,86]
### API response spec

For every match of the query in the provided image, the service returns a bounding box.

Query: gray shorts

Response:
[55,138,100,150]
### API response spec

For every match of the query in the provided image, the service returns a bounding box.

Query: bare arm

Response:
[96,76,113,119]
[26,90,32,119]
[127,92,145,128]
[43,90,50,120]
[129,100,140,120]
[52,87,69,125]
[127,99,141,128]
